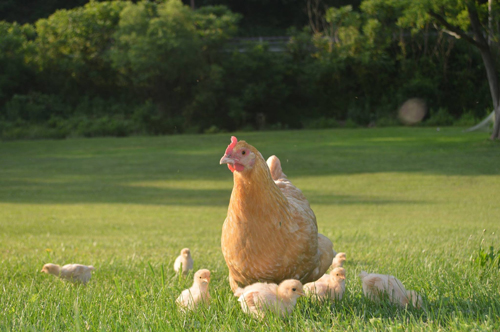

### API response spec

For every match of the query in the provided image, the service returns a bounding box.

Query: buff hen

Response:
[219,136,335,292]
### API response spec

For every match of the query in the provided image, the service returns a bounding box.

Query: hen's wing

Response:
[267,155,334,282]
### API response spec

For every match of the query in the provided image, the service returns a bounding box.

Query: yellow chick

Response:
[237,279,304,319]
[174,248,194,277]
[331,252,346,269]
[359,271,422,308]
[304,267,346,301]
[176,269,211,311]
[40,263,95,285]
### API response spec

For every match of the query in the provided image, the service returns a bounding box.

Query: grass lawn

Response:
[1,127,499,331]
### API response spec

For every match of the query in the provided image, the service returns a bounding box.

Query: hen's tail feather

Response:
[359,271,368,280]
[266,155,287,180]
[316,234,334,279]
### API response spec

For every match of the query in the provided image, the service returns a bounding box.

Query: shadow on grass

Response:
[0,179,428,206]
[299,293,500,328]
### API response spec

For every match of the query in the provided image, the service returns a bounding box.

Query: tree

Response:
[109,0,239,120]
[34,1,126,101]
[0,22,35,109]
[396,0,500,139]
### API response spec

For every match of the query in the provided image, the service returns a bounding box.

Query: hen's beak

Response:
[201,278,209,284]
[296,290,305,296]
[220,154,234,165]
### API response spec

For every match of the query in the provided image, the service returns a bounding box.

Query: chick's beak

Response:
[201,278,210,284]
[296,290,305,296]
[220,154,234,165]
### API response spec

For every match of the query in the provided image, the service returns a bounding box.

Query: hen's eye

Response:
[292,288,296,291]
[242,150,246,155]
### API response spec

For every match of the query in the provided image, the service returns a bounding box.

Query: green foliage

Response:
[194,5,241,49]
[302,117,340,129]
[376,116,399,127]
[0,122,69,140]
[5,93,66,123]
[109,0,239,122]
[426,108,454,126]
[0,22,35,107]
[73,115,134,138]
[110,0,201,103]
[473,245,500,270]
[0,0,496,139]
[454,111,478,127]
[33,1,126,99]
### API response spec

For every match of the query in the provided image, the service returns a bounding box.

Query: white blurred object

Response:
[398,98,427,125]
[464,111,495,132]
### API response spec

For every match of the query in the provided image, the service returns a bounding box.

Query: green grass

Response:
[1,127,499,331]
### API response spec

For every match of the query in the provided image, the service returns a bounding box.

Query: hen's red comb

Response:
[225,136,238,155]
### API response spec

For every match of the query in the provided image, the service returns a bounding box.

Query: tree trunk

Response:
[190,0,195,10]
[468,3,500,139]
[477,47,499,110]
[492,105,500,139]
[488,0,493,46]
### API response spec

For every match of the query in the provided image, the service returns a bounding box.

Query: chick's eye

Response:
[292,288,296,291]
[242,150,246,155]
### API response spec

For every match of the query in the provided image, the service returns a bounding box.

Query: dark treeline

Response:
[0,0,493,139]
[0,0,360,35]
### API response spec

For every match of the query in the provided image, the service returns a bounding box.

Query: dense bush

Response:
[0,22,36,108]
[425,108,455,127]
[0,0,495,140]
